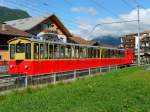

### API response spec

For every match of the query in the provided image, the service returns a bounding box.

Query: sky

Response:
[0,0,150,40]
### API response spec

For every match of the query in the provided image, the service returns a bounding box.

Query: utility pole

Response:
[137,5,140,66]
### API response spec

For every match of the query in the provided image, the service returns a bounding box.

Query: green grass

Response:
[0,66,150,112]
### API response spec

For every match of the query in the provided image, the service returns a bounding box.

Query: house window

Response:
[42,23,52,30]
[47,24,51,29]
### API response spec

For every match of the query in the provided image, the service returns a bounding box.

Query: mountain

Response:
[0,6,30,22]
[92,35,121,47]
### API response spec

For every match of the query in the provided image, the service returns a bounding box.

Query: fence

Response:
[0,65,121,92]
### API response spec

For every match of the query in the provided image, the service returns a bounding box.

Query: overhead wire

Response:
[26,0,79,29]
[62,0,142,38]
[89,0,119,17]
[2,0,146,38]
[84,0,139,37]
[87,20,138,37]
[121,0,134,9]
[37,0,81,31]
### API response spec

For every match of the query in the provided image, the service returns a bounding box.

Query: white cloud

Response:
[72,8,150,40]
[71,6,97,16]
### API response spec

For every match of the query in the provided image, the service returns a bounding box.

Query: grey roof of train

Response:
[10,37,123,50]
[6,14,53,31]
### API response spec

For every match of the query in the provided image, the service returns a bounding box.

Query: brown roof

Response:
[0,24,31,37]
[50,15,72,37]
[68,36,90,45]
[6,14,72,37]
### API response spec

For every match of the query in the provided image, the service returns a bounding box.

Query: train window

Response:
[113,50,115,58]
[118,50,121,58]
[115,50,119,58]
[60,45,65,58]
[83,47,87,58]
[40,44,44,59]
[122,51,125,57]
[49,44,53,59]
[105,49,108,58]
[68,46,72,58]
[16,43,25,53]
[97,48,100,58]
[100,49,103,58]
[71,46,75,58]
[93,48,97,58]
[44,44,48,59]
[102,49,106,58]
[114,50,117,58]
[75,46,79,58]
[103,49,108,58]
[25,43,31,59]
[79,47,84,58]
[120,50,124,58]
[10,44,15,59]
[88,47,92,58]
[34,43,39,59]
[54,44,60,59]
[111,49,114,58]
[65,45,71,59]
[102,49,105,58]
[91,48,94,58]
[108,49,111,58]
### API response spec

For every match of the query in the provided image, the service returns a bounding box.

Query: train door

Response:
[15,43,31,74]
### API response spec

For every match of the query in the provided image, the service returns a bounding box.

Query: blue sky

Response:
[1,0,150,39]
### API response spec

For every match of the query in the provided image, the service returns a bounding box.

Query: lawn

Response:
[0,66,150,112]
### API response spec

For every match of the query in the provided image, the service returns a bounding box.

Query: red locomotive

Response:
[8,37,134,76]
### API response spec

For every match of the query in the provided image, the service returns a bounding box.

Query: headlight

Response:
[24,65,29,70]
[10,65,14,69]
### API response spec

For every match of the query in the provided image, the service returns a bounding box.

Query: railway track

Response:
[0,75,23,91]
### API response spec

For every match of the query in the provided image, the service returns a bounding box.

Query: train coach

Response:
[8,37,134,76]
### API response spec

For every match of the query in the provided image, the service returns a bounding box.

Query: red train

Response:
[8,37,134,76]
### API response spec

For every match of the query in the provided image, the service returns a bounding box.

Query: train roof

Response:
[8,37,124,50]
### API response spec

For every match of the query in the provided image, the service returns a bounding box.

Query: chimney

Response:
[1,23,6,31]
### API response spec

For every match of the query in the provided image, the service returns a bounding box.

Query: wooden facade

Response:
[26,15,72,38]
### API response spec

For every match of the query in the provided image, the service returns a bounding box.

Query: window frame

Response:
[10,44,15,59]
